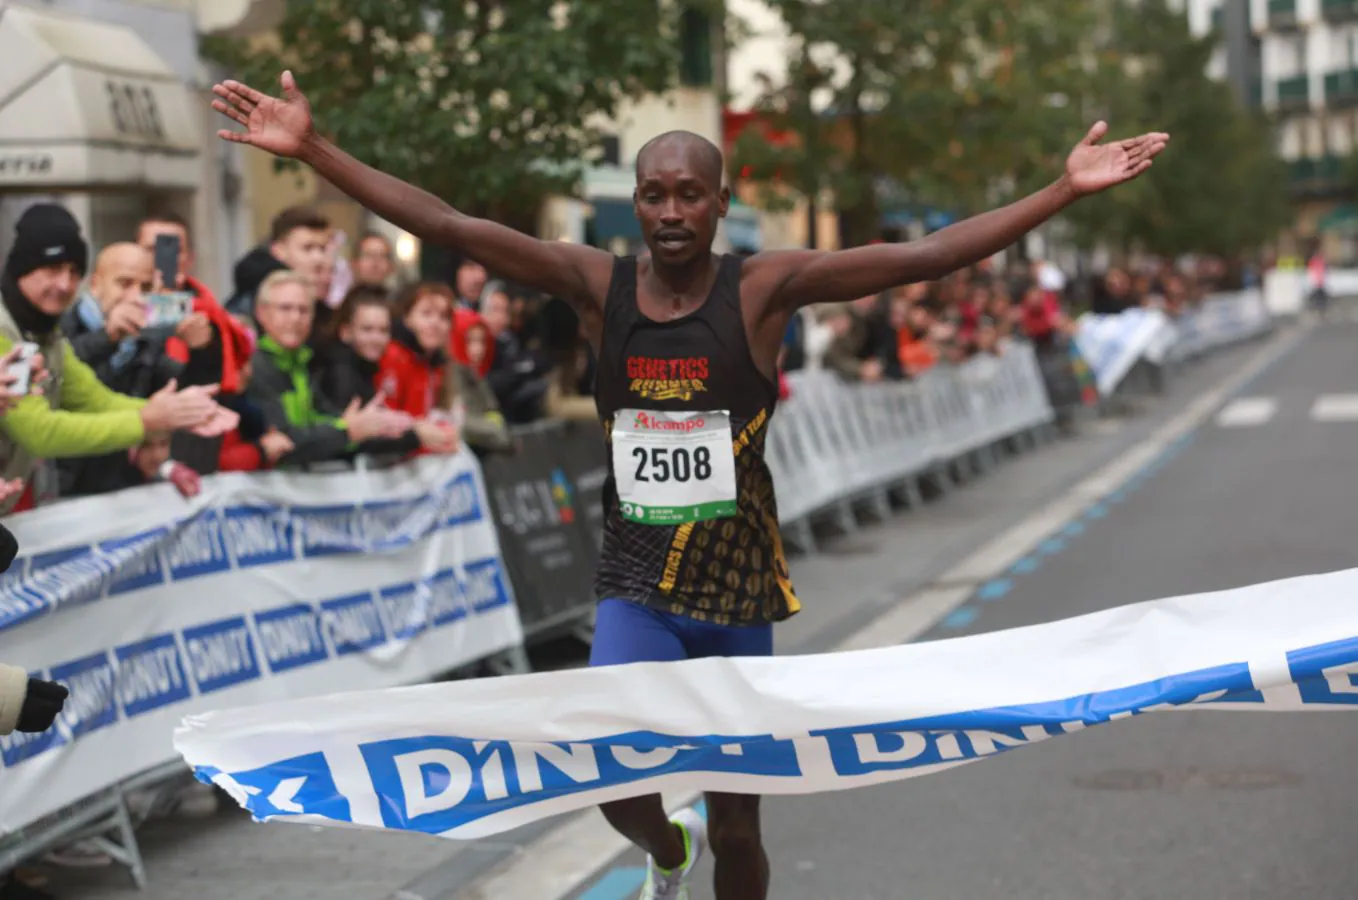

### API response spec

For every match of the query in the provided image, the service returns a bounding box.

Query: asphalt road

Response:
[552,320,1358,900]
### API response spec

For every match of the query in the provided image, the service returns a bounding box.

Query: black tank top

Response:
[593,254,801,626]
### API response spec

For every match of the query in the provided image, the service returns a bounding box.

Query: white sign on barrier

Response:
[1074,307,1178,396]
[0,453,523,835]
[177,566,1358,840]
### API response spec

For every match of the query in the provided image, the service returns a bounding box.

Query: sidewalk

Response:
[34,338,1264,900]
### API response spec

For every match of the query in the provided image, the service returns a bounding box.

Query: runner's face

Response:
[634,146,728,265]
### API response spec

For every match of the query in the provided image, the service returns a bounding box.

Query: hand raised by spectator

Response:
[859,358,885,383]
[189,403,240,438]
[165,462,202,499]
[140,379,220,433]
[106,300,147,342]
[414,419,460,455]
[259,429,295,464]
[0,346,44,411]
[176,312,213,349]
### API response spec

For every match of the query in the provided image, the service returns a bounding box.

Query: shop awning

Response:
[0,4,201,190]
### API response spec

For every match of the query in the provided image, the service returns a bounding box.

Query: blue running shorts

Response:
[589,598,774,667]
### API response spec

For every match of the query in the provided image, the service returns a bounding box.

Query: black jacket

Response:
[311,343,419,457]
[58,299,184,497]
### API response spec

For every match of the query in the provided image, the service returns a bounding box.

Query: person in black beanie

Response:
[0,203,239,514]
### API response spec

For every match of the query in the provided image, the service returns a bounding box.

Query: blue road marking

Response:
[1038,537,1067,555]
[942,607,979,629]
[976,579,1012,602]
[1010,556,1041,575]
[1062,521,1086,537]
[1085,503,1109,520]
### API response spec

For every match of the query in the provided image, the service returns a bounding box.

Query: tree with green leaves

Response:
[1061,0,1289,258]
[204,0,704,226]
[731,0,1099,247]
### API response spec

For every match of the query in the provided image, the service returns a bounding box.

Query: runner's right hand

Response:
[212,71,314,159]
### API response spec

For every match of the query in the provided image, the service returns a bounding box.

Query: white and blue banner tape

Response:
[177,566,1358,840]
[0,453,523,834]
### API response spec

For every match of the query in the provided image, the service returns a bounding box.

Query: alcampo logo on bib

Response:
[632,412,706,432]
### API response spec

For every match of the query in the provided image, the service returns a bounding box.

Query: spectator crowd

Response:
[0,199,1246,517]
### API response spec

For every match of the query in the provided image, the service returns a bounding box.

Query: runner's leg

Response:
[590,599,689,869]
[706,792,769,899]
[685,617,775,900]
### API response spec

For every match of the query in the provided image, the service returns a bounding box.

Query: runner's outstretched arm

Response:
[753,123,1169,312]
[211,71,613,320]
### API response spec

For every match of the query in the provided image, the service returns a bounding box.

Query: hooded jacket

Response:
[377,320,447,421]
[0,272,145,514]
[247,337,351,466]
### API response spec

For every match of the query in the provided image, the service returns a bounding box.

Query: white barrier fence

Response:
[765,342,1054,530]
[0,453,523,838]
[1166,290,1273,364]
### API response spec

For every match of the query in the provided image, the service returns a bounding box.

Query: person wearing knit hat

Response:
[0,202,242,515]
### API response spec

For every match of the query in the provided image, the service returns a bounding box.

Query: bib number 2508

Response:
[631,446,712,484]
[612,409,738,525]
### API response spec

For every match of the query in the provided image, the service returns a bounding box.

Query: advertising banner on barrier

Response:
[482,423,607,636]
[1073,307,1178,396]
[178,566,1358,841]
[0,453,523,835]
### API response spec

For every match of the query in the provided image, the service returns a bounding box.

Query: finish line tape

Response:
[176,567,1358,839]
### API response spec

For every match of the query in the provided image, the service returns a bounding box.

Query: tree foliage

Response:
[1063,0,1289,257]
[732,0,1098,246]
[735,0,1288,256]
[204,0,694,221]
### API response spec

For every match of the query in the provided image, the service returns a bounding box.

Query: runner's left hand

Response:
[1065,122,1170,196]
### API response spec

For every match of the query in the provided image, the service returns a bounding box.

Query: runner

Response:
[211,71,1168,900]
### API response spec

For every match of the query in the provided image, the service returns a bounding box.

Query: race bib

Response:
[612,409,738,525]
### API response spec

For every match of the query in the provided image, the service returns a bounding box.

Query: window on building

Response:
[679,6,713,87]
[599,135,621,167]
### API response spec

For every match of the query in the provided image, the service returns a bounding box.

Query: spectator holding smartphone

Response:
[138,212,252,476]
[0,204,238,514]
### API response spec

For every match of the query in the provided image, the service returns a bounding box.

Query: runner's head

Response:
[634,131,729,265]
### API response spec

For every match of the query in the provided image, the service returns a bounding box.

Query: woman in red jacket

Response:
[378,281,455,422]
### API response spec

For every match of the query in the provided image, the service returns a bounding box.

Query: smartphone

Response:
[144,291,193,328]
[7,342,39,396]
[153,233,181,289]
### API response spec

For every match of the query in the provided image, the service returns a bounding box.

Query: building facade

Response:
[1253,0,1358,244]
[0,0,272,296]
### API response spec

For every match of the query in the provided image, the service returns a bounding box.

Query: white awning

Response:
[0,4,202,190]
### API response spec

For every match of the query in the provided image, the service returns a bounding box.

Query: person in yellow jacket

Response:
[0,204,238,514]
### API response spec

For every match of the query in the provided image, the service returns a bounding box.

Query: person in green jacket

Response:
[0,205,239,514]
[246,269,408,465]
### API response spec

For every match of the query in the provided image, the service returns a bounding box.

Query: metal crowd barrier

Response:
[766,342,1055,550]
[1166,290,1274,365]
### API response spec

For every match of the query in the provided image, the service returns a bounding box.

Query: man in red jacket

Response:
[138,212,252,473]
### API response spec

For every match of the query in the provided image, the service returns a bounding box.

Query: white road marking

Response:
[452,324,1309,900]
[1311,394,1358,422]
[1215,397,1277,428]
